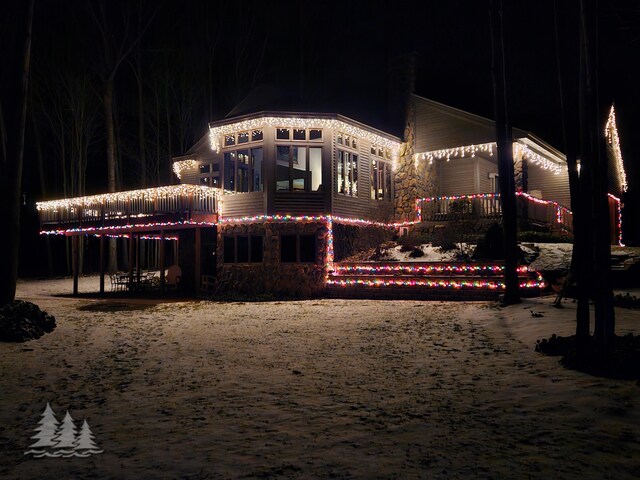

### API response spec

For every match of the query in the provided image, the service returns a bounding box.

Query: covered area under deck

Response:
[36,185,220,296]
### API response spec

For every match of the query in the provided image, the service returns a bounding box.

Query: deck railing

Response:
[417,193,573,233]
[37,185,220,228]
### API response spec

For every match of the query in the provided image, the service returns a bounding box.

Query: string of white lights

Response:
[605,106,628,192]
[414,141,562,174]
[208,116,401,158]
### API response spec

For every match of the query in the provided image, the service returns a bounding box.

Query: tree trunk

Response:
[104,78,119,272]
[0,0,34,305]
[489,0,520,305]
[579,0,615,348]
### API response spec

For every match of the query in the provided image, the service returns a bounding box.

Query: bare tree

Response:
[87,0,156,272]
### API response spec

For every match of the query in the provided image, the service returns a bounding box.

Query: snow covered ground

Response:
[0,277,639,479]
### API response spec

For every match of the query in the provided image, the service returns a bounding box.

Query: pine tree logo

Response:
[24,403,103,457]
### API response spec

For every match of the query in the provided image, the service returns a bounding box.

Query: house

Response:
[35,95,627,296]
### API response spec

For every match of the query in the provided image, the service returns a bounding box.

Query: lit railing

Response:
[416,193,573,233]
[36,185,220,227]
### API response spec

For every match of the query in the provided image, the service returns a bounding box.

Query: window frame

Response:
[337,149,358,197]
[222,146,264,193]
[275,144,323,193]
[370,157,392,202]
[223,234,264,264]
[280,233,317,264]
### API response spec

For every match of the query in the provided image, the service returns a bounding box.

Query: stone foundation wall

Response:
[217,221,329,296]
[394,98,438,221]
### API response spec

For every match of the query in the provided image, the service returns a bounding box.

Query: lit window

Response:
[224,148,263,192]
[309,129,322,140]
[276,146,323,192]
[252,129,263,141]
[371,158,392,201]
[337,150,358,196]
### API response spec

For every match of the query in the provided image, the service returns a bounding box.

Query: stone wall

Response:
[394,97,438,221]
[217,221,329,297]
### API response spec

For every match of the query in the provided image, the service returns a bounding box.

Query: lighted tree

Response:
[28,403,59,450]
[52,411,78,451]
[74,419,103,454]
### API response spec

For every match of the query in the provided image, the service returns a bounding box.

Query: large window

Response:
[199,162,220,187]
[223,148,263,192]
[371,159,392,201]
[337,150,358,196]
[280,234,317,263]
[276,146,322,192]
[223,235,263,263]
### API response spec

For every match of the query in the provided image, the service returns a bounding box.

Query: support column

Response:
[72,235,79,296]
[99,234,105,295]
[195,227,201,293]
[136,235,141,285]
[128,233,134,290]
[159,230,166,296]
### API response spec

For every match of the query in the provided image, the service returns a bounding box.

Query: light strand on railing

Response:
[208,116,401,158]
[415,192,573,225]
[605,106,628,192]
[40,219,218,236]
[608,193,624,246]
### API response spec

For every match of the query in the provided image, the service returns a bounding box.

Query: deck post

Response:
[99,234,105,295]
[136,235,141,286]
[195,227,201,293]
[159,230,166,296]
[72,235,79,296]
[128,233,134,290]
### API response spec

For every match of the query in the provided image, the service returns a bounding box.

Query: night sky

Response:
[4,0,640,275]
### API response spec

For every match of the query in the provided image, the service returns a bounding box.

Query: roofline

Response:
[411,93,530,140]
[208,110,402,143]
[517,134,567,164]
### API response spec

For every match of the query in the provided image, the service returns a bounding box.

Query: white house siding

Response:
[527,164,571,208]
[438,158,477,196]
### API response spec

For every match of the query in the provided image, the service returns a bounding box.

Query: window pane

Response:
[309,129,322,140]
[351,154,358,196]
[211,176,220,187]
[252,129,263,141]
[281,235,296,262]
[236,150,250,192]
[252,148,263,192]
[292,146,307,191]
[371,145,377,155]
[337,132,343,145]
[250,236,263,263]
[371,159,377,200]
[212,163,220,172]
[236,236,249,262]
[224,135,235,146]
[276,146,290,191]
[200,177,209,185]
[276,128,290,140]
[223,236,235,263]
[337,151,344,194]
[293,129,306,140]
[385,163,392,201]
[238,132,249,144]
[352,137,357,149]
[309,147,322,192]
[200,163,211,174]
[300,235,316,263]
[224,152,235,191]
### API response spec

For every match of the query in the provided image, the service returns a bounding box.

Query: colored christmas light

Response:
[332,264,530,275]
